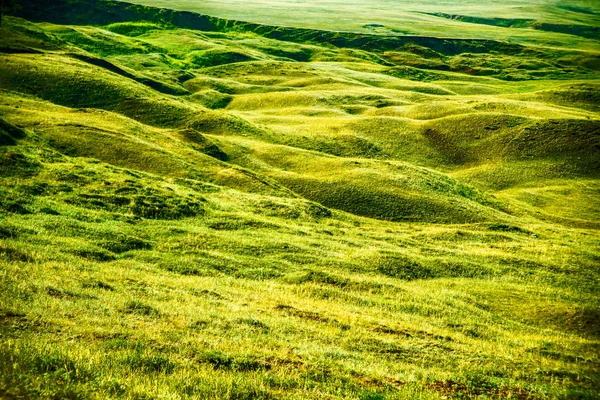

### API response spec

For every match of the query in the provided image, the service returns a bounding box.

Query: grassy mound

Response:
[105,21,169,37]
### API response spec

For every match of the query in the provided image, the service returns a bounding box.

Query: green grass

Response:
[117,0,600,47]
[1,0,599,398]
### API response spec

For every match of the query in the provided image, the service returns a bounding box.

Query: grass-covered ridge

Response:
[1,0,599,398]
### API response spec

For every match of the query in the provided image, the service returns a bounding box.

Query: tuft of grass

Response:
[0,244,34,262]
[81,280,114,291]
[196,350,271,372]
[375,254,434,281]
[71,248,116,262]
[122,345,176,373]
[123,301,160,316]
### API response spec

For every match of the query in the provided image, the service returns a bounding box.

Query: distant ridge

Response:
[423,12,600,40]
[13,0,527,57]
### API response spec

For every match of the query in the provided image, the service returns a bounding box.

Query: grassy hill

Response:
[0,0,599,398]
[119,0,600,48]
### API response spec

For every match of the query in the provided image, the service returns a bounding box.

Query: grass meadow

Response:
[0,0,599,398]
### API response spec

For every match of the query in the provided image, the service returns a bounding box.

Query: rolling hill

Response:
[0,0,599,398]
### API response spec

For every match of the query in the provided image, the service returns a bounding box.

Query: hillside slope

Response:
[1,0,599,399]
